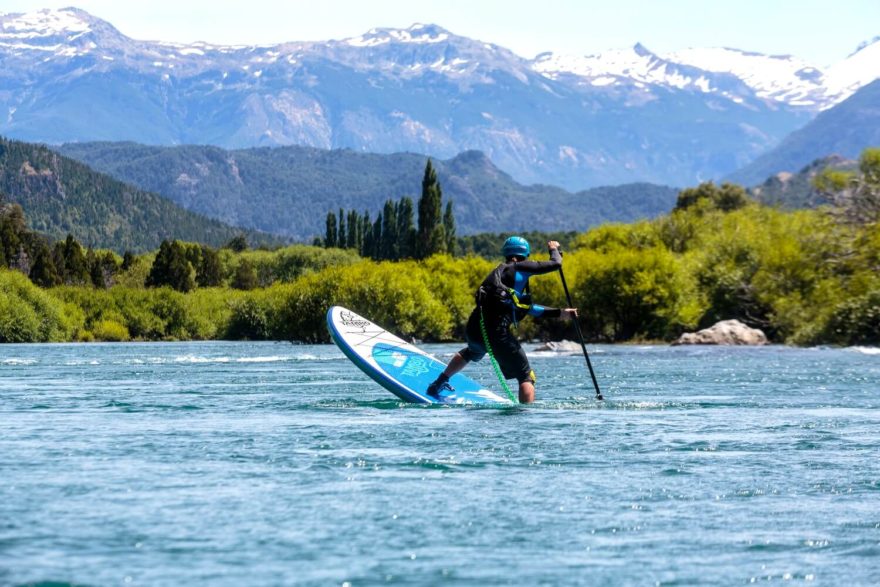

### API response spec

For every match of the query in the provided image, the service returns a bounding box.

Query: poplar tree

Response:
[371,213,383,260]
[397,197,416,259]
[443,200,456,257]
[347,209,359,250]
[338,208,346,249]
[360,211,372,257]
[417,159,444,258]
[381,199,398,260]
[325,211,338,248]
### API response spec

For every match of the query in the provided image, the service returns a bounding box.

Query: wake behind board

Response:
[327,306,511,405]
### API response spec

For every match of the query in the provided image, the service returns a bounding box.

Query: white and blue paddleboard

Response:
[327,306,511,405]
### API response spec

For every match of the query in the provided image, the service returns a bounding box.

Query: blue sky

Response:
[3,0,878,66]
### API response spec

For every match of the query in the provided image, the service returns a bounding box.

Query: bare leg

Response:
[442,352,469,378]
[518,381,535,404]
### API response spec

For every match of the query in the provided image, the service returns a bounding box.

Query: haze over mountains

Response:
[1,7,878,191]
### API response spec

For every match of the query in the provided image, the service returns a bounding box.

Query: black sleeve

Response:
[513,247,562,276]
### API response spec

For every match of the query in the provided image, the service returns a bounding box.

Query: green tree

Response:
[0,203,25,267]
[370,213,382,260]
[29,242,61,287]
[61,234,89,285]
[121,251,136,271]
[225,234,249,252]
[347,209,359,250]
[87,248,103,288]
[417,159,445,258]
[381,199,398,260]
[397,197,416,259]
[338,208,346,249]
[675,182,750,213]
[232,258,258,290]
[197,245,224,287]
[147,240,196,292]
[325,211,338,248]
[360,211,373,258]
[574,246,700,341]
[443,201,456,256]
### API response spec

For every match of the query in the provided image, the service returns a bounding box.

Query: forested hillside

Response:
[0,137,277,251]
[58,142,679,239]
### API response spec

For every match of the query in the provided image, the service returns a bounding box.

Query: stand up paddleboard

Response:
[327,306,511,405]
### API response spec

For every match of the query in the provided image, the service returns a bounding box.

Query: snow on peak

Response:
[0,7,93,37]
[851,35,880,56]
[533,43,722,94]
[534,44,655,78]
[662,39,880,109]
[664,46,827,105]
[824,37,880,103]
[345,24,452,47]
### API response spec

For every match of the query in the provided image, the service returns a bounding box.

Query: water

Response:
[1,342,879,586]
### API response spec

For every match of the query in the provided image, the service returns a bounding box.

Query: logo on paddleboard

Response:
[373,346,430,378]
[339,310,370,332]
[401,356,430,378]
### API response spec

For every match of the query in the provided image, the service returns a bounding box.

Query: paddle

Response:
[557,257,603,401]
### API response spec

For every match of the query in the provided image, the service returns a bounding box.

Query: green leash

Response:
[479,308,518,404]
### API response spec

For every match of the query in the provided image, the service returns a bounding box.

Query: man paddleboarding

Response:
[426,237,577,403]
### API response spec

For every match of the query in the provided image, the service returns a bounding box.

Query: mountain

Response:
[726,79,880,186]
[0,136,276,251]
[0,7,855,190]
[665,40,880,109]
[748,155,857,209]
[57,142,679,239]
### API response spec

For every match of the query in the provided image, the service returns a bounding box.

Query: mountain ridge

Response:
[726,80,880,186]
[4,7,873,189]
[57,141,680,239]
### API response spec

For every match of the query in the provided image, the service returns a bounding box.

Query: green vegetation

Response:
[3,148,879,347]
[457,230,579,258]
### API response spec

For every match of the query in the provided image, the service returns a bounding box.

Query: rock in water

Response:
[672,320,768,346]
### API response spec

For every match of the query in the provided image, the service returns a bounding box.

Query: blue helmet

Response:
[501,236,530,259]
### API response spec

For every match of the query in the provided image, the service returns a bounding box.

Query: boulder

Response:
[534,340,582,353]
[672,320,768,346]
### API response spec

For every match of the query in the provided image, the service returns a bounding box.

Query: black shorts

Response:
[459,308,534,384]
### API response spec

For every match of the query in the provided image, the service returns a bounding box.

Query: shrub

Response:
[91,319,131,342]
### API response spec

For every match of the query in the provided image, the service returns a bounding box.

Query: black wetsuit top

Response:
[459,247,563,382]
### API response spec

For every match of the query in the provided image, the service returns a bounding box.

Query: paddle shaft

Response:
[558,266,603,400]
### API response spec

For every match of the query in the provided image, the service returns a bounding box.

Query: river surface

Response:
[1,342,879,586]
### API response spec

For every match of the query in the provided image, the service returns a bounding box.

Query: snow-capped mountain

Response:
[662,47,828,107]
[663,42,880,110]
[532,44,756,104]
[0,7,876,189]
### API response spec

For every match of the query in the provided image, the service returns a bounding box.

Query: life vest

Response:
[475,263,532,324]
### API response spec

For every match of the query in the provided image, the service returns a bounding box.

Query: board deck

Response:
[326,305,511,405]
